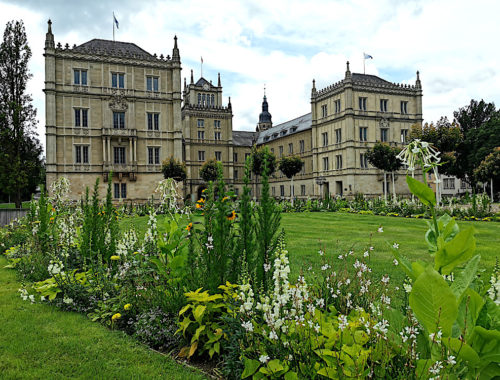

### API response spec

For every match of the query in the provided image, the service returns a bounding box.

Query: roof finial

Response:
[228,96,232,109]
[45,19,55,49]
[48,19,52,34]
[346,61,350,72]
[184,77,186,89]
[190,69,194,84]
[312,79,316,90]
[172,35,180,62]
[264,83,266,97]
[345,61,352,80]
[217,72,221,87]
[416,70,421,88]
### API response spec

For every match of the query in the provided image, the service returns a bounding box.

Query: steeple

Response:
[311,79,317,97]
[256,89,272,132]
[45,19,55,49]
[172,35,180,62]
[184,77,187,90]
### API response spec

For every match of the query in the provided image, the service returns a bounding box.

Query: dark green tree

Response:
[474,147,500,201]
[0,20,44,207]
[162,155,187,181]
[251,146,276,177]
[366,143,401,200]
[199,158,219,183]
[278,155,304,205]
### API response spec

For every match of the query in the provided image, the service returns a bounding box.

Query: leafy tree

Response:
[474,147,500,201]
[0,20,44,207]
[199,158,219,183]
[366,143,401,201]
[453,99,498,133]
[251,146,276,177]
[162,156,187,181]
[278,155,304,205]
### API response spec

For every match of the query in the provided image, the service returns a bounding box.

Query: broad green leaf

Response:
[406,176,436,206]
[317,366,339,379]
[193,305,206,324]
[470,326,500,366]
[391,248,416,281]
[284,371,299,380]
[178,304,191,316]
[188,341,198,358]
[267,359,285,373]
[443,337,480,367]
[435,227,476,275]
[454,288,484,340]
[191,325,205,343]
[410,266,458,336]
[451,255,481,301]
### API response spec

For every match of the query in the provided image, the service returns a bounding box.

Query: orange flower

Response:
[222,196,229,202]
[227,210,236,221]
[186,223,193,231]
[196,203,202,209]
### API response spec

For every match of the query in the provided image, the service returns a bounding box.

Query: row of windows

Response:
[322,155,343,171]
[74,146,161,165]
[270,140,306,157]
[197,119,222,129]
[319,128,409,144]
[272,185,308,197]
[198,93,215,106]
[197,131,222,140]
[73,69,159,91]
[321,98,410,117]
[73,110,161,131]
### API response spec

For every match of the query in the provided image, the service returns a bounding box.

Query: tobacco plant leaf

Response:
[434,227,476,274]
[410,266,458,336]
[406,176,436,206]
[450,254,481,302]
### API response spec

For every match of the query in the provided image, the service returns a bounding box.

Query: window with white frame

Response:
[323,156,329,171]
[336,155,343,169]
[113,112,125,129]
[198,131,205,139]
[198,150,205,161]
[147,113,159,131]
[197,119,204,128]
[359,97,367,111]
[401,129,408,143]
[214,120,221,129]
[74,69,87,85]
[380,128,388,142]
[360,127,368,142]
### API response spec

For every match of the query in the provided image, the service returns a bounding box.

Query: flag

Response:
[201,56,203,64]
[364,53,373,59]
[113,13,119,29]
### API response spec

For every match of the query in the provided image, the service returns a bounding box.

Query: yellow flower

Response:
[196,203,202,209]
[222,196,229,202]
[202,189,207,193]
[186,223,193,232]
[227,210,236,221]
[49,217,55,222]
[110,255,120,261]
[197,198,205,203]
[111,313,121,321]
[133,251,139,255]
[124,304,131,311]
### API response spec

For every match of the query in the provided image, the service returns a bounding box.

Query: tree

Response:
[199,158,219,183]
[161,156,187,181]
[366,143,401,201]
[278,155,304,205]
[251,146,276,177]
[0,20,43,207]
[474,147,500,201]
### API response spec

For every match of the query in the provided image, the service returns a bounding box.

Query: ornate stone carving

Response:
[379,118,389,128]
[109,93,128,111]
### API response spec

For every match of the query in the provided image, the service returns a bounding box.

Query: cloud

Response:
[2,0,500,155]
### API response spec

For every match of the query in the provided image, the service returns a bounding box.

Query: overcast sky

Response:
[2,0,500,154]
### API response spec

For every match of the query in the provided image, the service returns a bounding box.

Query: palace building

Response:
[44,20,422,201]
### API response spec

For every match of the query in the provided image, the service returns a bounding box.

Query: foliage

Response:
[278,155,304,179]
[162,156,187,181]
[251,146,277,176]
[199,158,219,183]
[366,143,402,173]
[0,20,44,207]
[474,147,500,187]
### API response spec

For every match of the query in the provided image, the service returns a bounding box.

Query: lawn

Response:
[0,202,31,209]
[0,256,206,380]
[121,212,499,285]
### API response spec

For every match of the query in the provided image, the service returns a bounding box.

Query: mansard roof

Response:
[73,39,154,59]
[233,130,256,146]
[352,73,392,85]
[256,112,312,145]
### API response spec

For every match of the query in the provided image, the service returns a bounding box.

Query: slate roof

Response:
[194,77,212,87]
[256,113,312,145]
[352,73,393,86]
[233,130,256,146]
[73,39,154,59]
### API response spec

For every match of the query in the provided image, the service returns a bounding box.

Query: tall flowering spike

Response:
[397,139,441,176]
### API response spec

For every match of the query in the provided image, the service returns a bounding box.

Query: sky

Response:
[2,0,500,154]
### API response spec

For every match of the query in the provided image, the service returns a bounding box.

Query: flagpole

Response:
[113,12,115,42]
[201,57,203,78]
[363,52,365,74]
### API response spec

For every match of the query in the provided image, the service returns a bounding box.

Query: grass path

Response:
[0,256,206,380]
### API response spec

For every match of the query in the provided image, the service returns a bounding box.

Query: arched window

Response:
[211,94,215,106]
[198,93,201,105]
[202,94,206,105]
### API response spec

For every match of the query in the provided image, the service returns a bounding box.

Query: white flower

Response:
[321,264,330,271]
[318,249,324,256]
[338,314,349,330]
[374,319,389,335]
[63,297,73,304]
[28,294,35,303]
[269,330,278,340]
[40,296,46,301]
[403,284,412,293]
[381,275,390,285]
[241,321,253,332]
[428,361,443,375]
[259,355,270,363]
[369,246,374,251]
[447,355,456,366]
[314,324,320,333]
[363,251,369,257]
[338,255,344,260]
[378,226,383,233]
[393,259,399,266]
[264,263,271,272]
[393,243,399,249]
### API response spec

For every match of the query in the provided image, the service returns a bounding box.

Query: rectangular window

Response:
[321,104,327,118]
[380,128,388,142]
[214,120,221,129]
[74,69,87,85]
[114,183,120,199]
[74,109,88,127]
[360,127,368,142]
[272,187,276,196]
[112,73,125,88]
[359,97,367,111]
[380,99,388,112]
[114,147,126,164]
[121,183,127,199]
[82,146,89,164]
[113,112,125,129]
[279,146,283,157]
[334,99,341,113]
[360,153,368,168]
[233,152,238,162]
[280,185,285,197]
[147,113,159,130]
[75,145,81,163]
[401,101,408,114]
[336,155,343,169]
[299,140,305,153]
[322,132,328,147]
[301,185,306,196]
[271,148,274,154]
[147,147,159,164]
[401,129,408,144]
[75,109,80,127]
[197,119,204,128]
[234,169,238,180]
[215,151,222,161]
[323,157,329,171]
[146,76,159,92]
[235,188,239,196]
[214,132,221,140]
[198,150,205,161]
[288,143,293,154]
[335,129,342,143]
[198,131,205,139]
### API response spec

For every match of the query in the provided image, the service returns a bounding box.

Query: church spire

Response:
[256,88,272,132]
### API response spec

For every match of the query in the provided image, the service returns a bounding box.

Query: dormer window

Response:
[280,130,287,136]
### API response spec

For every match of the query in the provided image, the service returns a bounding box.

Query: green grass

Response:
[0,256,206,380]
[121,212,499,285]
[0,202,31,209]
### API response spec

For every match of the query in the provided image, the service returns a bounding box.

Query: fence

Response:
[0,209,29,226]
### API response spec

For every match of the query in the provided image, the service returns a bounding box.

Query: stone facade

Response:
[45,20,423,202]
